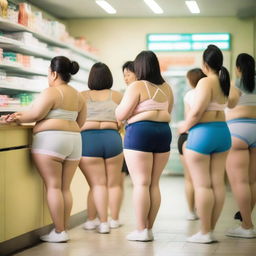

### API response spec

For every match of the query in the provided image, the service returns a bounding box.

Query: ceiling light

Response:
[96,0,116,14]
[144,0,163,14]
[185,1,200,14]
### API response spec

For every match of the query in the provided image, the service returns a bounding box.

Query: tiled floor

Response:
[13,175,256,256]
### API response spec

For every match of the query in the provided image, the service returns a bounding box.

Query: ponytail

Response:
[219,66,230,97]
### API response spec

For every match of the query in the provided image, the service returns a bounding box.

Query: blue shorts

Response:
[124,121,172,153]
[227,118,256,148]
[81,129,123,159]
[186,122,231,155]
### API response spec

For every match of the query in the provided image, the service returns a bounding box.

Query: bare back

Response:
[33,84,85,133]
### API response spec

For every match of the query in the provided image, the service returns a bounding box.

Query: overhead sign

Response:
[147,33,231,51]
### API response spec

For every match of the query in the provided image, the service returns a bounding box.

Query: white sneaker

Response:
[186,232,213,244]
[148,229,154,241]
[210,232,218,242]
[226,226,256,238]
[40,229,69,243]
[109,219,121,229]
[83,218,100,230]
[126,229,153,242]
[186,211,199,221]
[97,222,110,234]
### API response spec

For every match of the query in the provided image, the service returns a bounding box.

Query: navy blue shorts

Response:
[186,122,231,155]
[124,121,172,153]
[81,129,123,159]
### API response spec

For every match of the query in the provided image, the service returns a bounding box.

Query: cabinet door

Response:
[0,152,4,242]
[4,148,44,240]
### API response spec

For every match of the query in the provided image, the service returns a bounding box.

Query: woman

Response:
[179,44,231,243]
[178,68,205,221]
[116,50,173,242]
[80,62,123,234]
[122,60,137,86]
[225,53,256,238]
[4,56,86,242]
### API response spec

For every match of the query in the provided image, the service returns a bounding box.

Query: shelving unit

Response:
[0,15,98,112]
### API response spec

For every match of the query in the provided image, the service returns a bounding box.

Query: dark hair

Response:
[134,50,165,85]
[88,62,113,90]
[236,53,255,93]
[203,44,230,97]
[50,56,79,83]
[122,61,135,73]
[186,68,206,88]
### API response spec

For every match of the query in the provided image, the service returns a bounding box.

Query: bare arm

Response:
[179,79,211,133]
[8,88,56,124]
[76,93,86,128]
[227,81,240,108]
[168,85,174,114]
[115,83,140,121]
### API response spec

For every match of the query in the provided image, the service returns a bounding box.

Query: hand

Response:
[4,113,19,123]
[178,121,188,134]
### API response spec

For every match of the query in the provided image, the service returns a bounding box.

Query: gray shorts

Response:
[227,118,256,148]
[32,131,82,160]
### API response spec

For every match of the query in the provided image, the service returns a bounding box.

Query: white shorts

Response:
[32,131,82,161]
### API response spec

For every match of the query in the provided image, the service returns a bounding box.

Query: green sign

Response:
[147,33,231,51]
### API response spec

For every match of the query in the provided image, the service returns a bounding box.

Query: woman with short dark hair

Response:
[80,62,123,234]
[116,50,173,242]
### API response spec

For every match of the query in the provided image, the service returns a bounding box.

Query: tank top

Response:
[44,87,78,121]
[132,81,169,115]
[86,90,118,122]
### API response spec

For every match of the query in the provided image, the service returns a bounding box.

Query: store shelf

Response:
[0,17,98,61]
[0,105,29,112]
[0,81,43,93]
[0,39,55,60]
[0,63,47,76]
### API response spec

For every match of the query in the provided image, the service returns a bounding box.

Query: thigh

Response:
[79,157,106,186]
[151,152,170,186]
[210,152,228,187]
[62,160,80,190]
[32,153,63,188]
[184,149,211,188]
[124,149,153,186]
[249,148,256,183]
[227,137,250,182]
[105,153,123,187]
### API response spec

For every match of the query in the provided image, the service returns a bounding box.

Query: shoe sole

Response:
[226,233,256,239]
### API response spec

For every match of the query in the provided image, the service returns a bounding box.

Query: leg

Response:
[184,149,212,234]
[62,160,79,229]
[124,149,153,230]
[147,151,170,229]
[86,189,97,220]
[79,157,108,223]
[105,153,123,221]
[182,143,196,214]
[32,154,64,232]
[249,148,256,212]
[226,137,253,229]
[210,151,228,230]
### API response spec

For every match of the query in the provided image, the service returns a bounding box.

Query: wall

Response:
[67,17,255,90]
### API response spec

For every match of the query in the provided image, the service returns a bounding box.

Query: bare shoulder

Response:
[111,90,123,103]
[80,90,90,99]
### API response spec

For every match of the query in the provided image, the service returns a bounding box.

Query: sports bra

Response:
[44,87,78,121]
[235,77,256,106]
[86,90,118,122]
[184,88,227,111]
[132,81,169,115]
